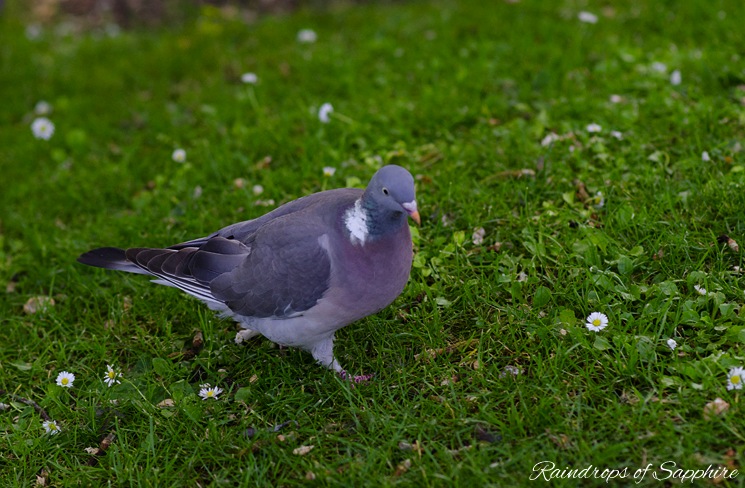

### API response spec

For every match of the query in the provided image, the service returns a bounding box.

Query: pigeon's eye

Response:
[382,187,389,196]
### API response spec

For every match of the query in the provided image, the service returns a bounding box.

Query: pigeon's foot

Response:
[234,328,260,345]
[339,370,375,384]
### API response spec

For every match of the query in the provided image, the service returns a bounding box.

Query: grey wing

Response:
[171,188,362,249]
[79,189,351,317]
[209,221,332,319]
[78,231,330,318]
[122,237,250,305]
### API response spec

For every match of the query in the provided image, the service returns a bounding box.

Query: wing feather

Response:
[78,188,360,319]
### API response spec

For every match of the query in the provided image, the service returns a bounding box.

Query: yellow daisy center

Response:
[207,391,214,397]
[732,375,741,384]
[61,378,69,385]
[592,319,601,326]
[107,371,115,379]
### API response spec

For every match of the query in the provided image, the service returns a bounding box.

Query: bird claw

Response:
[339,370,375,384]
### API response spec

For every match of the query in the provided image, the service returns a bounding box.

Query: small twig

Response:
[414,338,479,362]
[85,431,116,466]
[0,389,51,421]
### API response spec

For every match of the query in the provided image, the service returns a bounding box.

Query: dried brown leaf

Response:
[703,398,729,420]
[546,430,571,449]
[23,296,55,314]
[398,440,423,455]
[192,330,204,349]
[486,242,503,252]
[574,179,590,202]
[35,468,49,487]
[393,459,412,477]
[293,445,314,456]
[718,234,740,252]
[255,155,272,170]
[446,445,473,457]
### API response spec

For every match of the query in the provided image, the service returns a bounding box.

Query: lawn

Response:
[2,0,745,485]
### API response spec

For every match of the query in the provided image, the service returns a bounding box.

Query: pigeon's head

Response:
[364,165,420,225]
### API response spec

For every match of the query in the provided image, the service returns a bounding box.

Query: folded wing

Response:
[78,220,332,319]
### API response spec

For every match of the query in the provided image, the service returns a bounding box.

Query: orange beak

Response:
[402,201,420,225]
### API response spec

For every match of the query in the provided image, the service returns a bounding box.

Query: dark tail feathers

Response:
[77,247,150,275]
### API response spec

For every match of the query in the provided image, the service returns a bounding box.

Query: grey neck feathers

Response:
[361,197,406,238]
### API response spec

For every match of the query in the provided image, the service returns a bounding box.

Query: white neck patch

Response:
[344,199,368,245]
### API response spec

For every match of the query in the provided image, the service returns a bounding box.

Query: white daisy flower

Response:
[103,364,121,387]
[499,365,522,377]
[701,151,711,162]
[318,103,334,123]
[472,227,485,246]
[322,166,336,177]
[610,130,623,140]
[609,94,623,104]
[726,366,745,390]
[670,70,682,86]
[586,123,602,133]
[172,148,186,163]
[541,133,560,147]
[34,100,52,115]
[666,338,677,350]
[31,117,55,140]
[26,23,43,40]
[198,385,223,400]
[585,312,608,332]
[42,420,61,435]
[56,371,75,388]
[252,184,264,196]
[241,72,258,84]
[578,11,598,24]
[694,284,707,296]
[592,191,605,208]
[297,29,317,43]
[651,62,667,73]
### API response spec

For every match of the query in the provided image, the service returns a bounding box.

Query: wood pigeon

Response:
[78,165,420,381]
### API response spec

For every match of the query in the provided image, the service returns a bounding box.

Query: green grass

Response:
[2,0,745,485]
